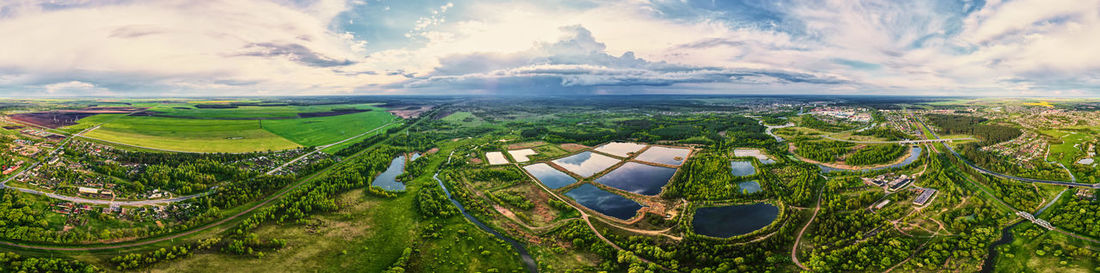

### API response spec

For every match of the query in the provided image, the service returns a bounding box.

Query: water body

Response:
[595,162,677,195]
[980,221,1023,273]
[564,184,643,220]
[634,146,691,166]
[738,180,762,194]
[692,203,780,238]
[730,161,757,176]
[433,173,538,273]
[552,151,620,178]
[595,142,647,157]
[523,163,577,189]
[372,153,420,191]
[818,146,922,173]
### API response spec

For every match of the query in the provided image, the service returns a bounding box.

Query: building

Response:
[873,199,891,210]
[1077,188,1095,200]
[77,187,99,195]
[913,187,937,207]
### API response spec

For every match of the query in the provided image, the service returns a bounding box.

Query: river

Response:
[432,172,538,272]
[980,221,1022,273]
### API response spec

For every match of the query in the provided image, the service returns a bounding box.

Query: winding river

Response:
[433,172,538,272]
[980,221,1022,273]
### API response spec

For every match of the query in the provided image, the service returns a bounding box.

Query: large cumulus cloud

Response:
[396,26,848,93]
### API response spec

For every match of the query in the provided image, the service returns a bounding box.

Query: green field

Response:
[261,109,395,147]
[82,116,301,153]
[440,112,487,127]
[59,113,127,134]
[1042,130,1093,165]
[146,103,382,119]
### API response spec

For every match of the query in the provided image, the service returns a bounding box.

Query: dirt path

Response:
[792,184,825,271]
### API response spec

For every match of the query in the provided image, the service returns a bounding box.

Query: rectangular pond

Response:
[730,160,757,176]
[523,163,577,189]
[595,162,677,195]
[564,184,643,220]
[634,146,690,166]
[734,148,775,164]
[594,142,647,157]
[738,180,762,194]
[692,203,779,238]
[486,151,509,165]
[508,149,537,162]
[552,151,620,178]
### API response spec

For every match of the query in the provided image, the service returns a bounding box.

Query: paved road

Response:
[266,119,398,175]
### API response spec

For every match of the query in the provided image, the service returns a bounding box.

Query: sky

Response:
[1,0,1099,97]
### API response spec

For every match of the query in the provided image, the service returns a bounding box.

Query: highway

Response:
[913,115,1099,189]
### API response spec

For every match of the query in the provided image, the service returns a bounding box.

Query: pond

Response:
[738,180,762,194]
[734,148,776,164]
[692,203,779,238]
[564,184,643,220]
[595,162,677,195]
[818,146,922,173]
[552,151,621,178]
[634,146,691,166]
[595,142,647,157]
[523,163,577,189]
[373,153,420,191]
[730,160,757,176]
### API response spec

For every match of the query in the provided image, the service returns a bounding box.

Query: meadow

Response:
[146,103,382,119]
[1042,129,1093,165]
[81,116,301,153]
[261,109,395,147]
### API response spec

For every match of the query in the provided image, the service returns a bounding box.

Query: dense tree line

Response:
[664,153,750,201]
[1048,197,1100,238]
[925,114,1021,144]
[230,147,398,235]
[845,144,906,166]
[852,127,910,141]
[416,184,458,218]
[0,252,99,273]
[794,141,854,162]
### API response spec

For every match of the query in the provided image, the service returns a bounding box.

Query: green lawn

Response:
[261,109,396,147]
[82,116,300,153]
[147,103,382,119]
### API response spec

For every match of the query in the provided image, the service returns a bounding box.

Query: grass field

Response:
[1042,130,1093,165]
[58,113,127,134]
[148,103,381,119]
[320,122,402,154]
[83,116,300,153]
[440,112,487,127]
[261,109,396,147]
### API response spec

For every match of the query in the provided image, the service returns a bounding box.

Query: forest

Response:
[925,114,1022,144]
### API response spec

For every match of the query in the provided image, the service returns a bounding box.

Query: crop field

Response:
[82,116,301,153]
[261,109,395,147]
[147,103,381,119]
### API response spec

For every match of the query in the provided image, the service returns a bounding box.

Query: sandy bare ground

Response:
[559,143,590,152]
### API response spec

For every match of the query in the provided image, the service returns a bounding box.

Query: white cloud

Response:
[0,0,1098,96]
